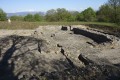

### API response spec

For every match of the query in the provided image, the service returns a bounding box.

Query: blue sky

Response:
[0,0,108,13]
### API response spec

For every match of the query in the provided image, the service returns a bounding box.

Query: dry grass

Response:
[0,21,119,30]
[0,21,39,29]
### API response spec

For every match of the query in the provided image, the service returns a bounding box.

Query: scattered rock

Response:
[57,44,62,47]
[61,26,68,31]
[51,34,55,37]
[0,25,120,80]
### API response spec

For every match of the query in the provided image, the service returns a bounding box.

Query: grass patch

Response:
[0,21,119,30]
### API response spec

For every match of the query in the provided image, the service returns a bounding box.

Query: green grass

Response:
[0,21,119,30]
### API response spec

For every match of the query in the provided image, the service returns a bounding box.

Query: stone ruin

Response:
[0,25,120,80]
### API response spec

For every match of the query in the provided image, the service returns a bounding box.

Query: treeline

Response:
[0,0,120,24]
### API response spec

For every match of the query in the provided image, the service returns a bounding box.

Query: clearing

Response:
[0,25,120,80]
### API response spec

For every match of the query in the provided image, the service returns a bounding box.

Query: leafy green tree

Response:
[67,15,76,22]
[10,15,24,21]
[56,8,72,21]
[116,6,120,24]
[56,8,67,21]
[0,8,7,21]
[69,11,79,21]
[82,7,96,21]
[45,8,74,22]
[97,0,120,24]
[76,13,84,21]
[34,14,42,21]
[70,11,79,16]
[108,0,120,23]
[24,14,34,22]
[97,4,112,22]
[45,9,57,22]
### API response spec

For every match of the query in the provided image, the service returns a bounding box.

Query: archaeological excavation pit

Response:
[0,25,120,80]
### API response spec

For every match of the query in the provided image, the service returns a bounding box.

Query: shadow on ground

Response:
[0,35,44,80]
[0,35,120,80]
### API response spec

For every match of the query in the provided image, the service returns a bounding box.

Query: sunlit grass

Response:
[0,21,119,30]
[0,21,39,29]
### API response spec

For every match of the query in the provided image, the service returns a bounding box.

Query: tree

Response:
[76,13,84,21]
[10,15,24,21]
[116,6,120,24]
[97,0,120,24]
[45,8,74,22]
[56,8,72,21]
[108,0,120,8]
[108,0,120,23]
[82,7,96,21]
[45,9,57,22]
[34,14,42,21]
[96,0,120,25]
[24,14,34,22]
[69,11,79,21]
[0,8,7,21]
[97,4,112,22]
[67,15,76,22]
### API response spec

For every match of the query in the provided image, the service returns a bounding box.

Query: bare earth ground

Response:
[0,25,120,80]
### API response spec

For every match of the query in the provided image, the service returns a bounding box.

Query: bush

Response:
[24,14,34,22]
[82,7,96,21]
[97,4,112,22]
[0,8,7,21]
[76,13,84,21]
[10,16,24,21]
[34,14,43,21]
